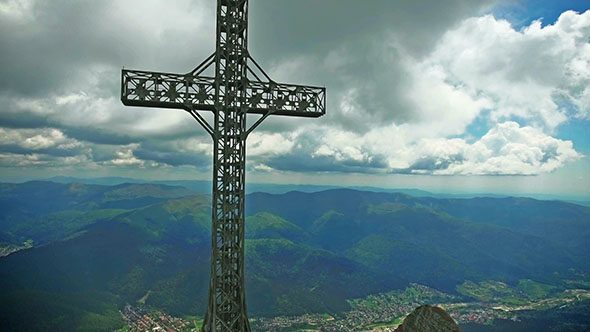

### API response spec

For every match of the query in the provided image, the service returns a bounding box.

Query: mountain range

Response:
[0,180,589,331]
[4,175,588,205]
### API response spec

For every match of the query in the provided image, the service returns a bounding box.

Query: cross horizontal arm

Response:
[121,69,326,118]
[246,81,325,118]
[121,69,216,111]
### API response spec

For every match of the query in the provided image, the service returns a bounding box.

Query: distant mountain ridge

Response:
[41,176,436,197]
[0,181,194,247]
[4,176,587,204]
[0,181,589,331]
[247,189,590,287]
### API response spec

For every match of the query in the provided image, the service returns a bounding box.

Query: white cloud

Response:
[0,0,33,21]
[418,10,590,130]
[403,59,494,138]
[22,129,65,149]
[301,121,579,175]
[0,127,78,150]
[0,1,587,182]
[423,122,580,175]
[0,151,91,168]
[0,0,215,144]
[311,129,370,163]
[173,138,212,156]
[105,144,145,166]
[257,10,588,176]
[282,10,588,176]
[247,132,295,157]
[0,152,44,167]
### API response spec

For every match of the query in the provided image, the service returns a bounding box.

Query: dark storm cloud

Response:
[247,0,497,132]
[0,1,115,96]
[0,144,83,157]
[390,154,466,174]
[0,0,502,175]
[63,127,138,146]
[265,152,388,174]
[253,130,388,174]
[0,109,138,145]
[0,0,495,132]
[0,111,51,129]
[132,140,210,167]
[0,0,213,97]
[249,0,495,60]
[134,148,209,167]
[90,145,120,163]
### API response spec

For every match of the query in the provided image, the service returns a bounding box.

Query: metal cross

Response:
[120,1,325,331]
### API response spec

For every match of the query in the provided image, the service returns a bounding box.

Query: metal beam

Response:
[120,0,325,331]
[122,69,325,118]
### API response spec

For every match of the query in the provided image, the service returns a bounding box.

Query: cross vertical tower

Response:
[120,1,325,331]
[207,0,250,331]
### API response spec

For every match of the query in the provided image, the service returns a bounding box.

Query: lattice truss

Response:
[120,1,325,332]
[121,57,326,119]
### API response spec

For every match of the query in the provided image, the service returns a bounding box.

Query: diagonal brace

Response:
[245,111,272,138]
[188,108,214,138]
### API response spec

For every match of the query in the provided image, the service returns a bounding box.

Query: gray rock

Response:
[394,305,462,332]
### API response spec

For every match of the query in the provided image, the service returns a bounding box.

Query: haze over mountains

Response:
[3,176,588,205]
[0,180,589,331]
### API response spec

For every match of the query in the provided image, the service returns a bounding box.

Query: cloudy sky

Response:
[1,0,589,197]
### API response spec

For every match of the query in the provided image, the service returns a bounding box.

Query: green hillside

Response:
[0,181,195,248]
[1,182,589,331]
[246,212,308,242]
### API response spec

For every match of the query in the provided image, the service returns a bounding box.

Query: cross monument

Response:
[120,1,326,331]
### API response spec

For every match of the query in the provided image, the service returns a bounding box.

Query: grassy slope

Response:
[1,186,589,330]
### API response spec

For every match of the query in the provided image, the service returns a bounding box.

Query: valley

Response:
[118,282,590,331]
[1,180,589,331]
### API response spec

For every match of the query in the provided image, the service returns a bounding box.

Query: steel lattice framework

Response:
[120,1,325,331]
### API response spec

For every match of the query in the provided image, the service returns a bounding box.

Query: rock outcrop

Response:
[393,305,462,332]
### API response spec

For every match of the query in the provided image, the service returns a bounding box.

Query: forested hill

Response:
[0,181,589,331]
